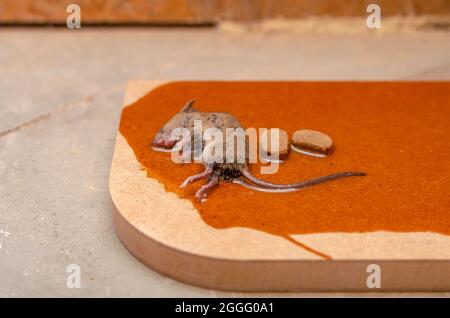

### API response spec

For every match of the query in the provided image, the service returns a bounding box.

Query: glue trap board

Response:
[109,80,450,291]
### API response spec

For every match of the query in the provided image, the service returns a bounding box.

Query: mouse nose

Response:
[152,136,165,147]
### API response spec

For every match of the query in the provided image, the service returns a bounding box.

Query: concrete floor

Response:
[0,25,449,297]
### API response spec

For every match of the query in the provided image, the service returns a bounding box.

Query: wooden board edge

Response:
[111,199,450,292]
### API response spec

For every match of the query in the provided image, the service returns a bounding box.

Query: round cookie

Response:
[292,129,333,156]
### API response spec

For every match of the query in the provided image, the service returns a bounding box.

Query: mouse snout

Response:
[152,133,177,148]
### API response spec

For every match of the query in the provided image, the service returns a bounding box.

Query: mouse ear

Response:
[180,98,197,113]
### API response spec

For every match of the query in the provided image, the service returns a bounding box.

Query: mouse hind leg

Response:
[179,164,213,188]
[194,176,219,201]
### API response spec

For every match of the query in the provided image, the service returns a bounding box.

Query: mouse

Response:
[152,99,365,201]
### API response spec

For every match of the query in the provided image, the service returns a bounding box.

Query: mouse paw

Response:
[195,190,208,201]
[194,177,218,202]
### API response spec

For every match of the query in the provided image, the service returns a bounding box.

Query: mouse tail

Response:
[240,167,365,190]
[233,179,301,192]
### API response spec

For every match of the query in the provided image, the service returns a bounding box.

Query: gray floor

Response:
[0,26,449,297]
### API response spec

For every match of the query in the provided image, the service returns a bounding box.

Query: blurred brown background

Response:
[1,0,449,25]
